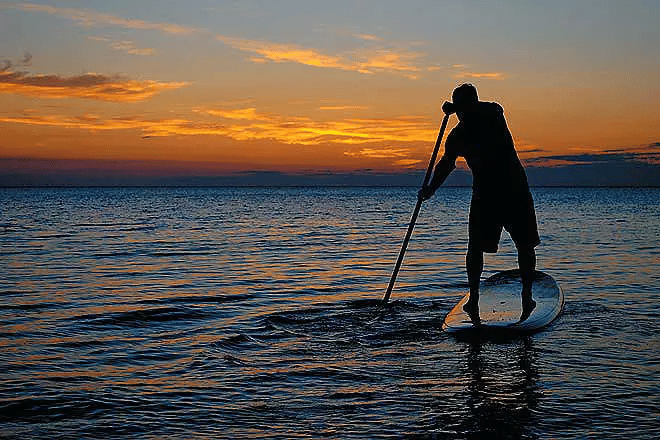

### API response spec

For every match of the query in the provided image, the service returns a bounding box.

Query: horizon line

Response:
[2,184,659,189]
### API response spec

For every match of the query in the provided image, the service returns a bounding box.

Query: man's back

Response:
[445,101,529,196]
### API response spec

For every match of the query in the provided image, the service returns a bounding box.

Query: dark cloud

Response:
[1,53,33,72]
[524,145,660,187]
[0,67,187,102]
[21,52,32,66]
[3,70,120,87]
[526,147,660,167]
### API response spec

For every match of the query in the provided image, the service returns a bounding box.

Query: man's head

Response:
[452,83,478,108]
[451,83,478,120]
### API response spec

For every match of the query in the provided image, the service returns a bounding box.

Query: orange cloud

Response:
[0,69,187,102]
[355,33,383,42]
[15,3,202,35]
[0,114,189,134]
[88,36,155,55]
[109,40,155,56]
[454,71,505,80]
[393,158,423,167]
[343,147,423,168]
[320,27,385,43]
[194,107,275,121]
[216,36,423,78]
[2,108,438,146]
[318,105,369,111]
[355,49,422,78]
[217,36,349,68]
[344,147,410,159]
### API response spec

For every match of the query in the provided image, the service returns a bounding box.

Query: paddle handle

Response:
[382,113,450,303]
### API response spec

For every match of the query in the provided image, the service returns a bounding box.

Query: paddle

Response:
[382,112,451,303]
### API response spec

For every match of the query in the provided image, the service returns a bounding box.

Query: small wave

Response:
[265,299,428,327]
[120,224,159,232]
[261,299,449,348]
[0,302,59,311]
[73,222,150,229]
[140,294,256,304]
[53,338,111,348]
[266,310,325,326]
[91,250,136,258]
[213,333,266,348]
[563,301,615,317]
[327,390,378,400]
[73,222,119,227]
[0,222,28,231]
[74,306,210,327]
[31,232,73,239]
[223,353,247,366]
[0,395,115,422]
[147,249,216,257]
[344,298,384,309]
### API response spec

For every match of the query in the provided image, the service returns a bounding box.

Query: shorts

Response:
[468,190,540,253]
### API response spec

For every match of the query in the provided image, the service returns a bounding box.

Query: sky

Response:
[1,0,659,186]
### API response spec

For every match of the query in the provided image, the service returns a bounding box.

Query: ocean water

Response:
[1,186,658,439]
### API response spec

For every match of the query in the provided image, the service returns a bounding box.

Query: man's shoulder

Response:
[478,101,504,114]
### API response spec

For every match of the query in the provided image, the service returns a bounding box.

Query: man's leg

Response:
[517,245,536,320]
[465,245,483,312]
[465,195,488,320]
[508,189,540,319]
[518,245,535,294]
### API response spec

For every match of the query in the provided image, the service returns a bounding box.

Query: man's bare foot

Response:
[519,297,536,323]
[463,297,481,325]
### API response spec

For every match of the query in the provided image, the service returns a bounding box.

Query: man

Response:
[419,83,540,322]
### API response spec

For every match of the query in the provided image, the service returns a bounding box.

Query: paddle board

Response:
[442,269,563,333]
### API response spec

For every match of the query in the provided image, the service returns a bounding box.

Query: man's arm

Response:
[429,155,457,190]
[419,155,456,200]
[419,129,458,200]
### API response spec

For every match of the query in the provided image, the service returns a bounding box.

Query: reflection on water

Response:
[0,187,659,439]
[462,337,539,438]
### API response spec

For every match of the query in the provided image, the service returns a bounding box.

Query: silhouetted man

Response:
[419,84,540,322]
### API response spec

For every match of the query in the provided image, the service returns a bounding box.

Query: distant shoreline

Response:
[3,162,659,187]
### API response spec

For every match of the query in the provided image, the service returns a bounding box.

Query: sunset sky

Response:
[1,1,659,186]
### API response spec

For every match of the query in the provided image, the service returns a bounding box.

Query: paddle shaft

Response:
[382,113,450,303]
